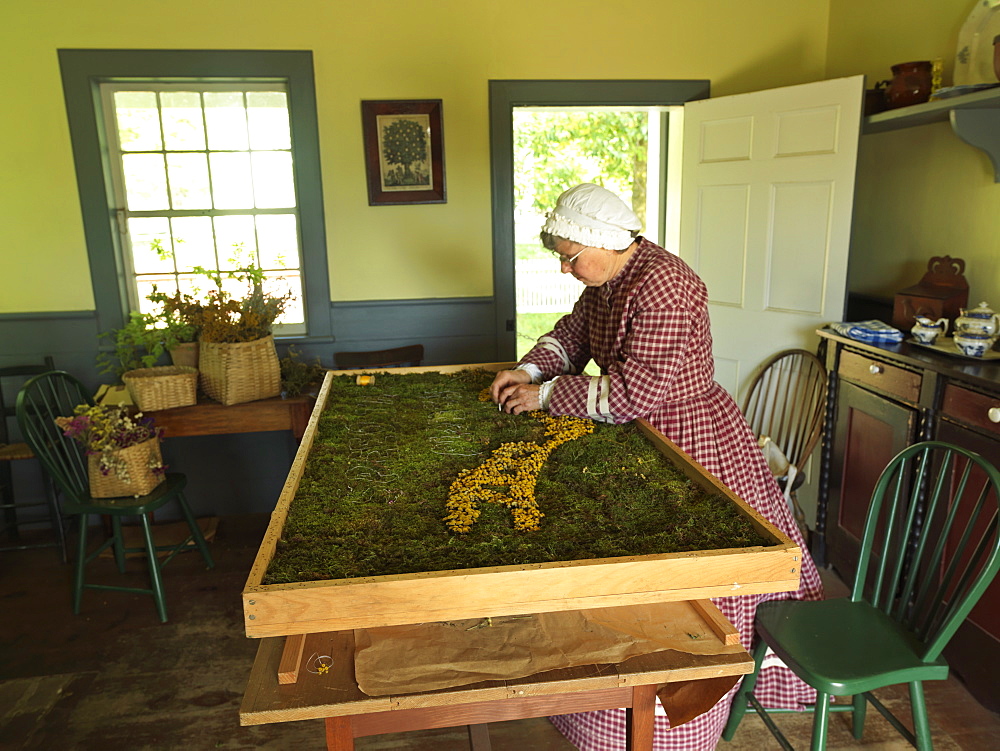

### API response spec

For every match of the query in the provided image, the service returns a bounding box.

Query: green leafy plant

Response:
[96,310,197,380]
[279,346,325,397]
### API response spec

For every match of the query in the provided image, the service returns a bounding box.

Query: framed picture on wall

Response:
[361,99,446,206]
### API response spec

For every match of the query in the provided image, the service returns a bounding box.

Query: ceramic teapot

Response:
[911,316,948,344]
[955,301,1000,337]
[954,331,997,358]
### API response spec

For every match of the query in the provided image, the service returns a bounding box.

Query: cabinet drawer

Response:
[839,350,921,403]
[942,384,1000,436]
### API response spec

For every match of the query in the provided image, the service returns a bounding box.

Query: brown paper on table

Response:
[354,600,734,697]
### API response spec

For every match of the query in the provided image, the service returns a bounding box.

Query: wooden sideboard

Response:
[815,328,1000,712]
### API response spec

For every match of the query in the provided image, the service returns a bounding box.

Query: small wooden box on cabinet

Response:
[891,255,968,331]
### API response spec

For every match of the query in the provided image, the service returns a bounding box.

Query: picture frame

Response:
[361,99,446,206]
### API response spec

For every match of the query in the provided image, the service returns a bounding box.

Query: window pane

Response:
[204,92,249,150]
[214,215,258,268]
[166,153,211,209]
[247,92,291,150]
[251,151,295,208]
[178,273,208,298]
[210,152,254,208]
[256,214,298,270]
[114,91,162,151]
[267,271,303,325]
[136,274,177,314]
[170,216,216,272]
[122,153,169,210]
[128,217,174,274]
[161,91,206,151]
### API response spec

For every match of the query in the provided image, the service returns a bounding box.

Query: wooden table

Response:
[240,601,753,750]
[148,393,315,442]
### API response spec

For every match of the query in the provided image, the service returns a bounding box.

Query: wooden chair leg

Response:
[73,513,88,614]
[176,491,214,568]
[140,513,168,622]
[852,693,867,739]
[44,479,68,564]
[909,682,932,751]
[810,691,831,751]
[722,638,767,740]
[111,516,126,573]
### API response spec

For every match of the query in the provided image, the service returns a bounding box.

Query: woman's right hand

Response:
[489,369,531,404]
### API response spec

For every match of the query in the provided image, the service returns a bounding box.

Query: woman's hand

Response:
[490,369,541,414]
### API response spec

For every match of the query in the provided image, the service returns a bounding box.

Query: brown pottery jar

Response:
[885,61,933,108]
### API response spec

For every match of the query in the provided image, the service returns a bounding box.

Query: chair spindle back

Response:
[742,349,827,472]
[16,371,95,504]
[852,441,1000,663]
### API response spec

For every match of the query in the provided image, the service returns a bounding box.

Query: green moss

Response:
[263,369,770,585]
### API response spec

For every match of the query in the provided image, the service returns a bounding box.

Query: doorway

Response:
[489,80,710,362]
[512,106,683,361]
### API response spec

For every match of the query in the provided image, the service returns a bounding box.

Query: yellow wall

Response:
[0,0,831,313]
[827,0,1000,306]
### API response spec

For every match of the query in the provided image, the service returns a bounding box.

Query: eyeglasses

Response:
[550,246,591,266]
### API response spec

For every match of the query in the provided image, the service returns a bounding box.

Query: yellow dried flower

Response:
[444,411,593,533]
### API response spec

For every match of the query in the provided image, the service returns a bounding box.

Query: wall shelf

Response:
[863,86,1000,181]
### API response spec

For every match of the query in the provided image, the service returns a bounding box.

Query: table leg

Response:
[325,716,354,750]
[624,684,658,751]
[467,723,492,750]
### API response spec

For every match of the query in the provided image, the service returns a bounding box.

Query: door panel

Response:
[694,185,749,305]
[681,76,865,399]
[827,380,918,583]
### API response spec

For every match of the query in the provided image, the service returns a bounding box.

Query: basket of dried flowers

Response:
[122,365,198,411]
[55,404,166,498]
[200,335,282,405]
[169,266,291,406]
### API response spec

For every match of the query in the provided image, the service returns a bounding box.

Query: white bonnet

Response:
[542,183,641,251]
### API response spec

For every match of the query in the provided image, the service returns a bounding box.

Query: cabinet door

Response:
[826,380,918,581]
[933,418,1000,714]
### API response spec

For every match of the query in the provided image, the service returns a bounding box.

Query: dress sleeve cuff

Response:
[515,363,544,384]
[538,377,559,409]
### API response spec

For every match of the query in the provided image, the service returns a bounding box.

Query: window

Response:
[102,83,305,332]
[58,50,330,340]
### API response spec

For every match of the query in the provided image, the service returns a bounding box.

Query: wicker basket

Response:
[198,335,281,406]
[88,438,165,498]
[168,341,199,369]
[122,366,198,411]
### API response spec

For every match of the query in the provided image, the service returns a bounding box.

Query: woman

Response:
[491,183,823,751]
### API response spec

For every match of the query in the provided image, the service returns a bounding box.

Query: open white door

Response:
[679,75,865,401]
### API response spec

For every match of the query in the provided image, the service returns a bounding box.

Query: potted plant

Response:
[96,311,195,381]
[96,310,199,412]
[145,287,202,369]
[55,403,167,498]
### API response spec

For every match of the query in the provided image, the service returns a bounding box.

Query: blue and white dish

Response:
[955,332,996,357]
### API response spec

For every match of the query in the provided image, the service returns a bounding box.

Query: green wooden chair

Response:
[722,440,1000,750]
[15,371,214,622]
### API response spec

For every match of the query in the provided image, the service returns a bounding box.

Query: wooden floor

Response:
[1,513,998,750]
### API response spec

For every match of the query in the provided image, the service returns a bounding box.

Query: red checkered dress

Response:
[519,239,823,750]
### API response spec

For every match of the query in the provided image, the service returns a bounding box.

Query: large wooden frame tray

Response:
[242,363,801,638]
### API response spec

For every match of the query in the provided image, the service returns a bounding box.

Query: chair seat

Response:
[64,473,188,516]
[756,597,950,696]
[0,442,35,461]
